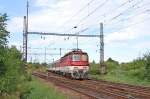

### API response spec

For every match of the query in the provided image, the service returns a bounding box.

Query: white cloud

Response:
[105,30,137,44]
[7,17,23,33]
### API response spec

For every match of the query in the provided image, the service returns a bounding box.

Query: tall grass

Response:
[20,78,66,99]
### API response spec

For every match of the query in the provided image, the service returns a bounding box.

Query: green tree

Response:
[144,52,150,81]
[0,14,27,96]
[0,13,9,47]
[0,13,9,76]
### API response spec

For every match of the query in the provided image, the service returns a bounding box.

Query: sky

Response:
[0,0,150,63]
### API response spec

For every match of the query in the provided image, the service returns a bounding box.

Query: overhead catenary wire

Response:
[102,0,150,31]
[111,16,150,33]
[109,1,150,24]
[85,0,135,28]
[76,0,109,26]
[104,0,142,24]
[58,0,96,30]
[71,0,150,36]
[65,0,135,34]
[109,8,150,28]
[64,0,110,34]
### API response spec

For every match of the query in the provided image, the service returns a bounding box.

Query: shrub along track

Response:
[33,72,150,99]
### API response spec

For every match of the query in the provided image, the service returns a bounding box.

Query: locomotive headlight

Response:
[83,67,87,69]
[83,67,88,70]
[65,67,69,70]
[74,67,78,70]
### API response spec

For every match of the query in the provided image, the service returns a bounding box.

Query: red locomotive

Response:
[48,49,89,79]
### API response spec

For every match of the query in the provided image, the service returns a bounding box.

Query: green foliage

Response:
[89,58,119,75]
[89,61,99,75]
[0,46,26,95]
[0,14,27,96]
[0,59,6,76]
[29,62,41,69]
[144,52,150,81]
[105,57,119,72]
[27,62,48,73]
[0,13,9,77]
[90,55,150,86]
[20,78,66,99]
[121,58,145,71]
[0,13,9,46]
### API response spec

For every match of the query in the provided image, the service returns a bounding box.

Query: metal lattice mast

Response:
[23,16,27,61]
[100,23,104,63]
[100,23,106,74]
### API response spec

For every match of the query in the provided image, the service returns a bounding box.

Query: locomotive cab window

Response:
[72,55,80,61]
[81,55,88,61]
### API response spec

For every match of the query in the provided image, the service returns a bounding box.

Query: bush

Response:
[144,52,150,81]
[89,62,100,75]
[0,46,27,95]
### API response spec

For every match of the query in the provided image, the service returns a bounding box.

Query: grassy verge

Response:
[90,73,150,87]
[21,77,66,99]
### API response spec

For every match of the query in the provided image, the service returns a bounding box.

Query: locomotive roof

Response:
[63,49,87,57]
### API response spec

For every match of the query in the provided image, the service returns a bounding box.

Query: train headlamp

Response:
[74,67,78,70]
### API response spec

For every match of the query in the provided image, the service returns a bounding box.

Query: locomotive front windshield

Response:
[81,55,88,61]
[72,54,88,61]
[72,55,80,61]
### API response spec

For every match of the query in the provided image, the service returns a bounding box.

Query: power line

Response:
[76,0,109,26]
[105,0,141,24]
[103,0,150,31]
[64,0,109,34]
[112,16,150,32]
[116,8,150,24]
[58,0,96,30]
[84,0,135,27]
[82,0,136,30]
[28,53,60,55]
[66,0,132,34]
[114,1,150,23]
[28,47,72,51]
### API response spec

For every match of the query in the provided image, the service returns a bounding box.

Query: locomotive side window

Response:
[81,55,88,61]
[72,55,80,61]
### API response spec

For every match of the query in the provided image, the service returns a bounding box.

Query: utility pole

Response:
[99,23,106,74]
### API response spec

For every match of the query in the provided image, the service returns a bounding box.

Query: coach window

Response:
[72,55,80,61]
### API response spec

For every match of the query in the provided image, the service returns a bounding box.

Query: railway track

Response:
[33,72,150,99]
